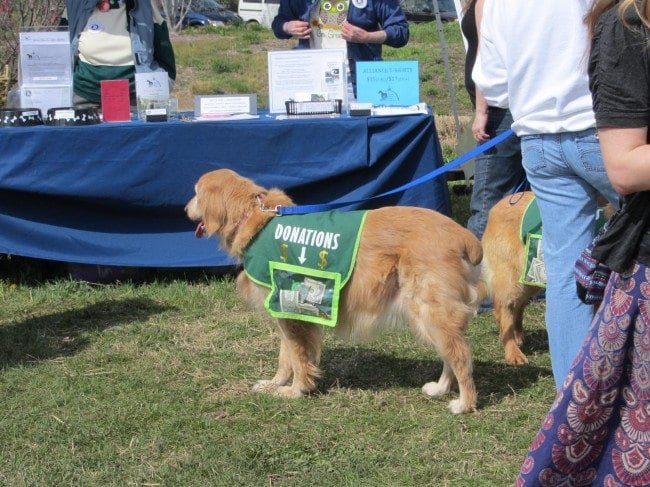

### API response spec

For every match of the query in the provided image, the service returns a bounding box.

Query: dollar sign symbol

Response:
[280,243,288,262]
[318,250,328,269]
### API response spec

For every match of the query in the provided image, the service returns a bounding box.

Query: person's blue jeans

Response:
[467,107,525,239]
[520,128,619,388]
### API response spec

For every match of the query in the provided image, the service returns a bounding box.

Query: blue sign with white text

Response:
[355,60,419,106]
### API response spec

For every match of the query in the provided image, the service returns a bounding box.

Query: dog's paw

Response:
[273,385,306,398]
[505,345,529,366]
[421,381,451,397]
[252,379,279,393]
[448,399,476,414]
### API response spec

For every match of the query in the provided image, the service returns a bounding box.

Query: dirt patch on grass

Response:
[436,114,472,153]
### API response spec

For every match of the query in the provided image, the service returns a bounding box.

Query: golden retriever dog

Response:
[481,191,615,366]
[185,169,483,413]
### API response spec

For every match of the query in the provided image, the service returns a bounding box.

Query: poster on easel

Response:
[267,49,347,113]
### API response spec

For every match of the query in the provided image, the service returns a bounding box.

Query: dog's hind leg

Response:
[492,283,538,366]
[411,304,477,414]
[270,319,322,398]
[423,330,477,414]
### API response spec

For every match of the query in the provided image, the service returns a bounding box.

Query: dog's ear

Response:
[264,188,294,209]
[195,170,260,235]
[197,169,274,254]
[196,183,227,237]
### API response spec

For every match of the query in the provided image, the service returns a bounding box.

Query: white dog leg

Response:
[422,362,454,397]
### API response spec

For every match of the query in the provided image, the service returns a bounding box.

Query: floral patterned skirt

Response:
[516,261,650,486]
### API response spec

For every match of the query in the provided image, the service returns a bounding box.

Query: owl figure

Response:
[311,0,348,28]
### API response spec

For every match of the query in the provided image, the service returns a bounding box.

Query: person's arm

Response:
[589,8,649,195]
[271,0,310,39]
[341,21,387,44]
[280,20,312,39]
[342,0,408,47]
[472,90,489,141]
[471,0,489,142]
[472,0,508,109]
[598,127,650,195]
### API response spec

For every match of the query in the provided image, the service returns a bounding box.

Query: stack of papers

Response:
[194,113,259,122]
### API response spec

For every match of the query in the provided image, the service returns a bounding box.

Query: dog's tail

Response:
[463,234,484,309]
[476,260,491,304]
[465,235,483,267]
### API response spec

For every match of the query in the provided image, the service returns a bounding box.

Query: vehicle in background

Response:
[180,10,212,27]
[188,0,243,25]
[237,0,280,28]
[401,0,458,23]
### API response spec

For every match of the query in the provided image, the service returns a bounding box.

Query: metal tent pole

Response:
[431,0,461,138]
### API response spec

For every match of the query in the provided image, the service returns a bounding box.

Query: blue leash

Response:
[278,128,515,216]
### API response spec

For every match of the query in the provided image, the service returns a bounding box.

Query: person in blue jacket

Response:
[271,0,409,94]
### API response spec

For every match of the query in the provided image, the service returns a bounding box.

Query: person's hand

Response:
[472,111,489,142]
[341,20,370,43]
[283,20,311,39]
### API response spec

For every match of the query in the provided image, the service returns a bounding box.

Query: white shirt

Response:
[472,0,596,136]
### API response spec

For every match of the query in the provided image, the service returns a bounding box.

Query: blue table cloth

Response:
[0,112,450,267]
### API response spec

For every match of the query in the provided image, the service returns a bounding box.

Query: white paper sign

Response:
[19,31,72,85]
[135,71,170,100]
[195,94,257,116]
[20,85,73,114]
[267,49,347,113]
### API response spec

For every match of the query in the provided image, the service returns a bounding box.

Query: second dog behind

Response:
[480,191,541,366]
[481,191,615,365]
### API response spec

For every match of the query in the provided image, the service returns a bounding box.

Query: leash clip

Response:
[256,194,281,215]
[261,204,281,214]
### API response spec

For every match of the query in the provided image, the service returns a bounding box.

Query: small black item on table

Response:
[0,107,43,127]
[45,107,101,126]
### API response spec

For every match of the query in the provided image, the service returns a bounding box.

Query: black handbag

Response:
[590,192,650,272]
[575,192,650,305]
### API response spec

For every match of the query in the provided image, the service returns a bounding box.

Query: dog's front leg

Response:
[271,319,322,398]
[252,338,293,393]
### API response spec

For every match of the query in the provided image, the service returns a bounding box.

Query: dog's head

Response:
[185,168,294,256]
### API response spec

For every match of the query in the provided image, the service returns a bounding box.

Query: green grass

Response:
[0,22,554,486]
[0,267,554,486]
[172,22,473,118]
